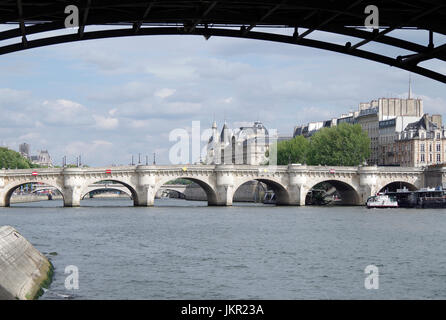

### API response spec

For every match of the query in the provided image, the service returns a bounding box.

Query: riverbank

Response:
[0,226,53,300]
[11,194,63,204]
[88,193,130,199]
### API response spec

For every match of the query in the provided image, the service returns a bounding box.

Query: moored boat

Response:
[384,186,446,208]
[366,193,399,208]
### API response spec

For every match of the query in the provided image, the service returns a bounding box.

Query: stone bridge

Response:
[0,164,443,207]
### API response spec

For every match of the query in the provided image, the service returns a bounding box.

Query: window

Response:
[437,133,441,140]
[437,144,441,152]
[421,154,425,163]
[430,154,433,163]
[429,144,433,152]
[421,144,425,152]
[437,154,441,163]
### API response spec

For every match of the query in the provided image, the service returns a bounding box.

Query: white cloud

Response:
[223,97,233,104]
[93,115,119,130]
[416,94,446,115]
[155,88,176,99]
[129,119,150,129]
[41,99,90,125]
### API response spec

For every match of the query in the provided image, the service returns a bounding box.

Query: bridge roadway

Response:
[0,164,444,207]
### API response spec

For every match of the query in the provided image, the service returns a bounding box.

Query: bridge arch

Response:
[154,177,218,206]
[1,1,446,83]
[232,177,290,205]
[1,27,443,84]
[79,179,138,206]
[2,181,65,207]
[158,188,186,199]
[31,186,59,194]
[304,179,361,206]
[378,181,418,193]
[81,188,132,200]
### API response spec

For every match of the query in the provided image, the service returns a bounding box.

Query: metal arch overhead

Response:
[0,0,446,83]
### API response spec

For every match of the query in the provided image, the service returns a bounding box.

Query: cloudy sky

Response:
[0,25,445,166]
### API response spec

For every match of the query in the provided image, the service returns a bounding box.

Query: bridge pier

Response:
[209,185,234,206]
[63,187,81,207]
[134,185,156,207]
[0,193,7,207]
[214,166,236,206]
[285,185,305,206]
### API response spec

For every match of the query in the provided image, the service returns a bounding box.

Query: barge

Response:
[385,187,446,208]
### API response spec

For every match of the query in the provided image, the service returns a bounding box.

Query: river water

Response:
[1,198,445,300]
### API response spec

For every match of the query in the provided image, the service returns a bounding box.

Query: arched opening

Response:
[155,178,217,206]
[82,188,132,200]
[377,181,419,208]
[157,189,186,200]
[232,179,289,206]
[379,181,418,193]
[305,180,360,206]
[5,182,64,207]
[80,180,137,207]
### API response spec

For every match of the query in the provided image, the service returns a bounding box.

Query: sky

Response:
[0,25,445,166]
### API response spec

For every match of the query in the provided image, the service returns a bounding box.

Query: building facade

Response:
[355,107,379,164]
[19,143,30,158]
[388,115,446,167]
[378,116,423,165]
[356,98,424,165]
[30,150,53,167]
[206,121,271,165]
[18,143,53,167]
[293,97,430,166]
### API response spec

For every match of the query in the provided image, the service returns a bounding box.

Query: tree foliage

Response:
[273,135,310,165]
[165,178,193,185]
[273,123,371,166]
[0,147,38,169]
[307,123,371,166]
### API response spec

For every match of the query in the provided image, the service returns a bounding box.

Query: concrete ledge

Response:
[10,195,63,204]
[0,226,53,300]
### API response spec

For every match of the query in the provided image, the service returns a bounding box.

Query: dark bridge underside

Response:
[1,1,446,83]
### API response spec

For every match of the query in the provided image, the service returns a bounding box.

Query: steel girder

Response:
[0,0,445,83]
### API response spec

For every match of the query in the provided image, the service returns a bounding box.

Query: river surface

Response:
[1,198,445,300]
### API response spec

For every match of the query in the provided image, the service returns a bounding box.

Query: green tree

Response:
[166,178,193,185]
[0,147,39,169]
[272,135,310,165]
[307,123,370,166]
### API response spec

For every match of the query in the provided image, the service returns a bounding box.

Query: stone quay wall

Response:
[0,226,53,300]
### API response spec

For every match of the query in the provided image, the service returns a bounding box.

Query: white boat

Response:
[366,193,399,208]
